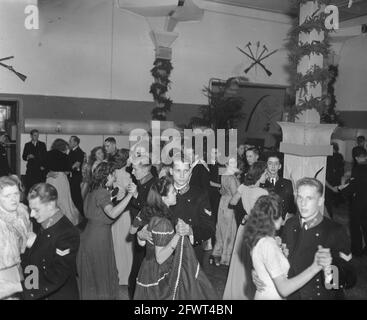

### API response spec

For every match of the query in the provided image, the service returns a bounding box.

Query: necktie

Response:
[271,178,276,186]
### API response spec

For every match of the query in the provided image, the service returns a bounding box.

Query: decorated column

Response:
[118,0,204,120]
[278,0,337,211]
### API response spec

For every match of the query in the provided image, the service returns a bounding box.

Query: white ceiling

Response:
[207,0,367,21]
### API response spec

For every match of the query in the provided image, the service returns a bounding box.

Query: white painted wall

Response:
[0,0,292,106]
[331,17,367,112]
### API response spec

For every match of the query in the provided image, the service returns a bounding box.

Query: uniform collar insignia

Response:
[300,211,323,230]
[41,210,63,230]
[175,183,190,195]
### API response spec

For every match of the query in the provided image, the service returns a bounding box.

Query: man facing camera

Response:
[281,178,355,299]
[22,129,47,193]
[254,178,356,300]
[260,152,296,221]
[169,153,215,264]
[21,183,80,300]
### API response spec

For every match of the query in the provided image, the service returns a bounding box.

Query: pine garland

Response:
[292,0,332,6]
[286,0,339,123]
[150,58,173,121]
[290,11,330,36]
[289,40,331,66]
[294,65,330,95]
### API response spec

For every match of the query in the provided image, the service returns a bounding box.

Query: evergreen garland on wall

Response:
[150,58,173,121]
[286,0,341,124]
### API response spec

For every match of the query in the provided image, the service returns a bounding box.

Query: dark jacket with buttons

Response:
[21,216,80,300]
[281,215,355,300]
[0,144,11,177]
[22,141,47,173]
[171,185,215,246]
[129,175,157,221]
[68,146,85,182]
[260,178,296,219]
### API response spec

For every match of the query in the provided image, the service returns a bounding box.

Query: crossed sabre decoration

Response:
[237,42,278,77]
[0,56,27,81]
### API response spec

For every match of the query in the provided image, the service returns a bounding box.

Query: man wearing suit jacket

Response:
[22,183,80,300]
[260,152,297,220]
[0,131,11,177]
[68,136,85,217]
[22,130,47,193]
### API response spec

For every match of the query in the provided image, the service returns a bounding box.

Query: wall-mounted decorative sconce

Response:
[56,122,62,133]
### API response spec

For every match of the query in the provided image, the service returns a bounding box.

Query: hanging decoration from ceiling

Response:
[237,42,278,76]
[0,56,27,81]
[118,0,204,121]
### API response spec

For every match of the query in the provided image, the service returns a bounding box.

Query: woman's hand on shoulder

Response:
[127,182,138,197]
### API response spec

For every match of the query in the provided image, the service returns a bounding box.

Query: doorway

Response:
[0,99,20,174]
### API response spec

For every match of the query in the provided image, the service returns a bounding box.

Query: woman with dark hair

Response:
[45,139,80,226]
[81,146,106,200]
[223,161,268,300]
[244,195,329,300]
[132,175,217,300]
[77,162,136,300]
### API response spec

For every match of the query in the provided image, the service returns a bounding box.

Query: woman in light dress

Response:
[223,161,268,300]
[0,176,35,299]
[111,149,134,287]
[211,158,239,266]
[244,194,330,300]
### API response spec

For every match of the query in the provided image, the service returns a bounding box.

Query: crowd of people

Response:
[0,129,364,300]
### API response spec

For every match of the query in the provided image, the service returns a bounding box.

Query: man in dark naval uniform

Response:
[68,136,85,217]
[128,156,157,298]
[260,152,297,220]
[339,148,367,257]
[21,183,80,300]
[22,129,47,193]
[281,177,356,300]
[169,153,215,264]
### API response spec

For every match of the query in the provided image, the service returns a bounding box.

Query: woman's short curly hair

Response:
[112,148,130,170]
[51,139,69,153]
[243,161,267,185]
[89,162,115,191]
[243,193,282,250]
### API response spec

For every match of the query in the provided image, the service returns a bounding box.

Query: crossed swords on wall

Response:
[237,42,278,77]
[0,56,27,81]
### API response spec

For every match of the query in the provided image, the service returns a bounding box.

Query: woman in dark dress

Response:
[132,175,217,300]
[77,162,136,300]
